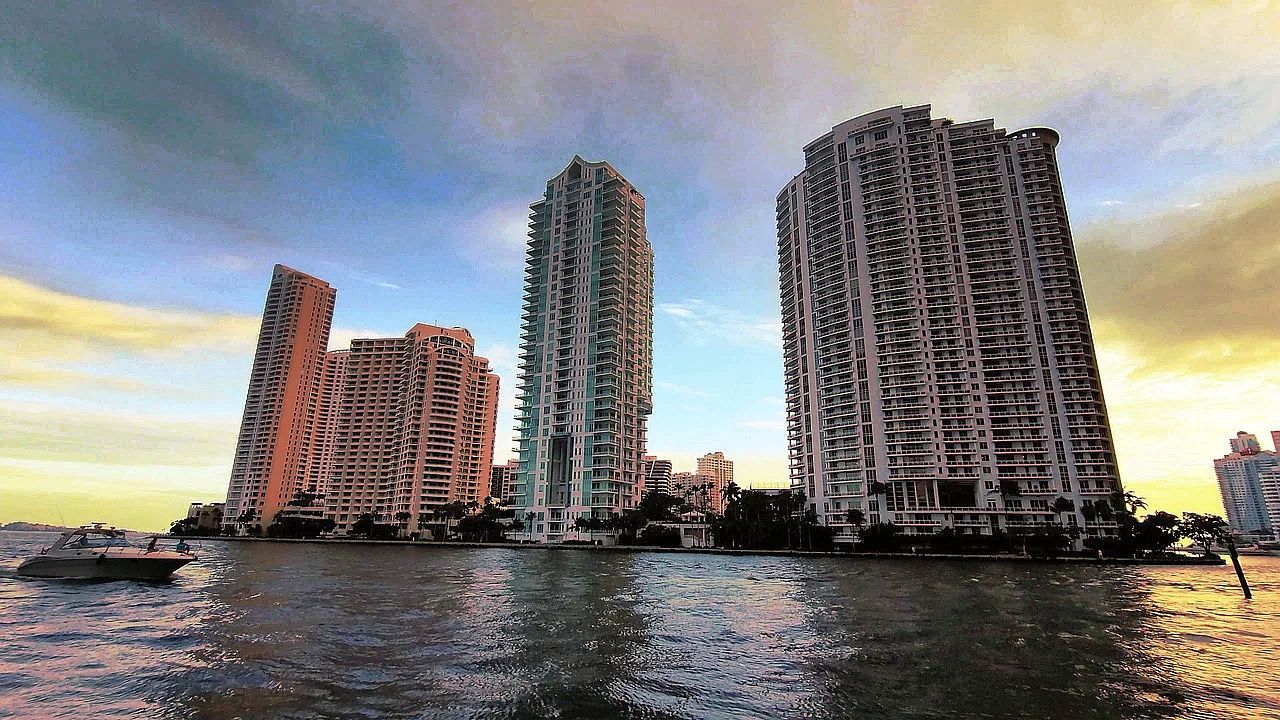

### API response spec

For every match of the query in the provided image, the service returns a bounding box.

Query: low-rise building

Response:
[186,502,226,532]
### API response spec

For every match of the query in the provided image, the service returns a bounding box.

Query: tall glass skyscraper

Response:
[512,156,653,541]
[776,105,1121,544]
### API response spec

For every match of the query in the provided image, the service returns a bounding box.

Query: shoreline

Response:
[173,535,1225,565]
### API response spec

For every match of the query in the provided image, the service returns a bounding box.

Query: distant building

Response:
[490,460,520,505]
[187,502,226,532]
[1215,430,1280,536]
[644,456,673,497]
[670,470,717,513]
[327,325,499,535]
[511,156,654,541]
[696,452,734,514]
[776,104,1121,543]
[223,265,336,532]
[1230,431,1262,455]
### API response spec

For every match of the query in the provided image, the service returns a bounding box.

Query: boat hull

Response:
[17,554,194,580]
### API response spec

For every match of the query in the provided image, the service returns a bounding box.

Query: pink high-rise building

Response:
[696,451,734,514]
[326,324,499,535]
[223,265,336,532]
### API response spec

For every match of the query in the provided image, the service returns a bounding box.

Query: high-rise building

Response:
[325,325,499,535]
[305,350,349,499]
[696,451,734,514]
[1215,431,1280,536]
[776,105,1121,543]
[670,470,717,513]
[490,459,519,505]
[512,156,654,541]
[1230,431,1262,455]
[643,455,673,497]
[223,265,336,532]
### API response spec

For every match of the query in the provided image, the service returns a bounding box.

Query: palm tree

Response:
[572,516,588,541]
[846,508,866,543]
[236,508,258,536]
[394,511,412,538]
[1050,496,1075,524]
[1080,502,1097,533]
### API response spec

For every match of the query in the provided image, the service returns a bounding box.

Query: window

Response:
[874,130,888,141]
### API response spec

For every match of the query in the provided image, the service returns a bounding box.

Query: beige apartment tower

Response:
[326,325,499,534]
[512,156,654,541]
[696,452,734,514]
[777,105,1121,543]
[223,265,336,532]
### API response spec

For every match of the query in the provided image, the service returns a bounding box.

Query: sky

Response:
[1,1,1278,531]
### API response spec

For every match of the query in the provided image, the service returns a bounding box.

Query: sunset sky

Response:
[2,1,1278,530]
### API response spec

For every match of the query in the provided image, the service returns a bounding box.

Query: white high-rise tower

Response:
[777,105,1122,544]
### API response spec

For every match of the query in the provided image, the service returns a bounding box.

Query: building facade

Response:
[490,459,519,505]
[186,502,226,532]
[643,455,673,497]
[223,265,336,532]
[1215,430,1279,536]
[326,325,499,535]
[776,105,1122,542]
[1229,431,1262,455]
[511,156,654,541]
[696,451,735,514]
[670,470,718,514]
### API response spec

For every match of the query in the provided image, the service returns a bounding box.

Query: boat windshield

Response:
[66,533,132,549]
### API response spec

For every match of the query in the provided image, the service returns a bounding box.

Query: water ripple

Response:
[1,531,1279,719]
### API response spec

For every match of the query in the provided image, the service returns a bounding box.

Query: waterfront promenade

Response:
[176,535,1224,565]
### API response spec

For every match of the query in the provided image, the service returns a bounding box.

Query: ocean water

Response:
[1,531,1277,719]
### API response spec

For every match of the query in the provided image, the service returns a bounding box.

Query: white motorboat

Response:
[16,525,196,580]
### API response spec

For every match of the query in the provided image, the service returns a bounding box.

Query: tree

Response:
[638,492,682,523]
[846,508,866,536]
[235,508,258,536]
[1179,513,1229,556]
[857,522,900,552]
[351,512,393,539]
[268,514,335,539]
[394,511,412,537]
[1134,511,1180,554]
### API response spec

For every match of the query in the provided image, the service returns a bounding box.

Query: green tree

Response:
[1134,511,1180,554]
[846,508,866,539]
[1179,512,1229,556]
[857,522,901,552]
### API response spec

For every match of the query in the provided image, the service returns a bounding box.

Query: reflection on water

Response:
[1,531,1278,719]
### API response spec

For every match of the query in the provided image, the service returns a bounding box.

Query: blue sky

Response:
[3,1,1279,529]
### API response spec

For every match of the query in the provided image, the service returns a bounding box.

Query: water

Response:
[1,531,1278,719]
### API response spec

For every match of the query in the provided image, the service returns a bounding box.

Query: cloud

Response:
[0,400,236,468]
[655,380,710,397]
[327,326,400,351]
[1076,179,1280,365]
[0,274,258,359]
[658,299,782,349]
[0,3,406,169]
[1100,199,1125,207]
[455,201,533,272]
